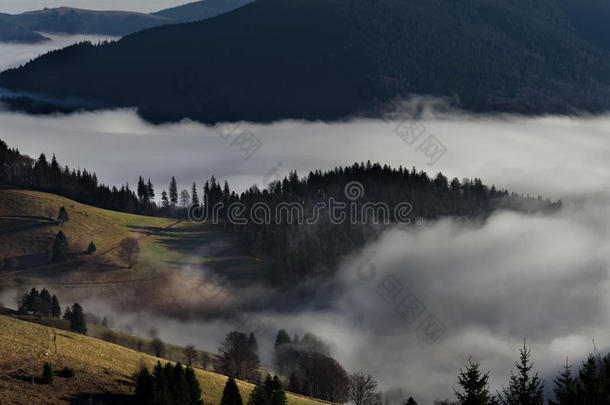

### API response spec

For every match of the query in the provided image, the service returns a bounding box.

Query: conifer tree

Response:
[498,340,544,405]
[192,182,200,206]
[137,176,147,203]
[578,354,601,404]
[57,206,69,223]
[186,366,204,405]
[171,363,190,405]
[248,382,270,405]
[52,230,69,261]
[69,302,87,335]
[169,177,178,207]
[221,377,243,405]
[152,361,172,405]
[405,398,417,405]
[270,376,287,405]
[161,190,170,210]
[135,366,154,404]
[455,357,496,405]
[51,295,61,318]
[42,362,54,385]
[549,359,578,405]
[86,241,96,255]
[147,179,155,201]
[63,306,73,321]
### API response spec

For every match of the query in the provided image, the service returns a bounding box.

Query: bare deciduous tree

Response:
[184,344,198,366]
[117,237,140,269]
[348,372,379,405]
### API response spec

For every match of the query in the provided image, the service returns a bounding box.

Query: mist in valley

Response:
[1,101,610,403]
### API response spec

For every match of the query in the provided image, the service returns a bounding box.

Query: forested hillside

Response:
[2,0,610,122]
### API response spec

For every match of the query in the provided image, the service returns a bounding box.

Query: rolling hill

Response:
[0,314,329,405]
[0,189,263,316]
[2,0,610,123]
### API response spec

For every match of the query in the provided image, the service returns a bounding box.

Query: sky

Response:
[1,34,610,404]
[0,0,185,14]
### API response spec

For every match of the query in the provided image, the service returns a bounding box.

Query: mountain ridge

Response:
[2,0,610,122]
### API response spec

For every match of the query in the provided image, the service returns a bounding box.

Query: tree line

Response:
[17,288,87,335]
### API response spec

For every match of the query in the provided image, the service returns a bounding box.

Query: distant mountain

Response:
[153,0,254,22]
[0,15,50,43]
[0,0,252,43]
[8,7,173,36]
[2,0,610,123]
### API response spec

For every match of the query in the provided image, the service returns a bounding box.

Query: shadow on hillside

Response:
[67,393,133,405]
[0,216,57,234]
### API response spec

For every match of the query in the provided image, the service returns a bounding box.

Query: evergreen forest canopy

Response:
[0,138,560,284]
[2,0,610,122]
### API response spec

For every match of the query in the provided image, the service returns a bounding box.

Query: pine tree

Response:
[136,366,154,404]
[498,340,544,405]
[86,241,96,255]
[192,182,200,206]
[186,366,204,405]
[405,398,418,405]
[63,306,73,321]
[42,362,54,385]
[147,179,155,201]
[169,177,178,207]
[455,357,496,405]
[578,354,601,405]
[52,230,69,261]
[57,206,69,223]
[274,330,291,349]
[248,382,270,405]
[549,359,578,405]
[171,363,190,405]
[38,288,52,317]
[221,377,244,405]
[69,302,87,335]
[51,295,61,318]
[137,176,147,203]
[161,190,170,209]
[270,376,287,405]
[152,361,172,405]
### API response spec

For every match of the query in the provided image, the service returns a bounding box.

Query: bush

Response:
[42,362,53,384]
[86,241,96,255]
[59,366,75,378]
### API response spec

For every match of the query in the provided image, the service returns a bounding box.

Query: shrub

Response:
[42,362,53,384]
[59,366,75,378]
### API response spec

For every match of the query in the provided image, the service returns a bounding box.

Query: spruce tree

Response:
[152,361,172,405]
[169,177,178,207]
[248,382,270,405]
[270,376,287,405]
[161,190,170,210]
[549,359,578,405]
[42,362,54,385]
[192,182,199,206]
[147,179,155,201]
[69,302,87,335]
[135,366,154,404]
[86,241,96,255]
[498,340,544,405]
[171,363,190,405]
[578,354,601,404]
[274,330,291,349]
[51,295,61,318]
[221,377,244,405]
[186,366,204,405]
[455,357,496,405]
[405,397,417,405]
[63,306,73,321]
[57,206,69,223]
[52,230,69,261]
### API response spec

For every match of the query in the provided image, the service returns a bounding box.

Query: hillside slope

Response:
[0,189,263,316]
[0,314,328,405]
[2,0,610,122]
[153,0,254,23]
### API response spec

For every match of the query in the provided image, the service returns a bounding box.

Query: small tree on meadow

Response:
[117,237,139,269]
[221,377,244,405]
[86,241,96,255]
[186,366,204,404]
[57,206,69,224]
[42,362,54,384]
[52,230,69,261]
